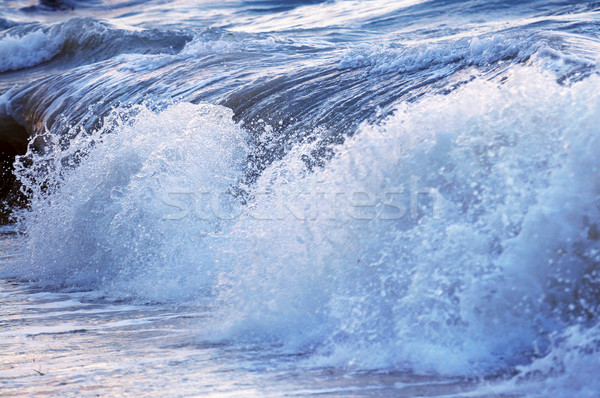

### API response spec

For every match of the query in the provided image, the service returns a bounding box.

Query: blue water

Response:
[1,1,600,396]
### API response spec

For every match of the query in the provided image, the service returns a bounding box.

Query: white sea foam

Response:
[11,102,247,300]
[202,67,600,378]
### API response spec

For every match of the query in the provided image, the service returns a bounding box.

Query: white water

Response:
[0,28,64,72]
[5,65,600,396]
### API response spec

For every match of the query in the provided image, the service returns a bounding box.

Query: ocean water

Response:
[1,0,600,396]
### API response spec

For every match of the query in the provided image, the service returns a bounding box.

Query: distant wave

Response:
[0,18,191,73]
[0,28,64,73]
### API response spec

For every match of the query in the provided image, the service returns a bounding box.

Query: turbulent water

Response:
[1,0,600,396]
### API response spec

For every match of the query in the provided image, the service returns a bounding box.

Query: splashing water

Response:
[5,66,600,396]
[2,1,600,396]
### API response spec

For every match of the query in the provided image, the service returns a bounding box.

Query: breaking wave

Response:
[5,67,600,394]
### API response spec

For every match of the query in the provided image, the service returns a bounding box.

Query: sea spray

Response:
[205,67,600,376]
[8,65,600,385]
[12,102,247,299]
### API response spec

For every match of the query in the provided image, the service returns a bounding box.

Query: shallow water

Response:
[0,276,484,397]
[1,1,600,396]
